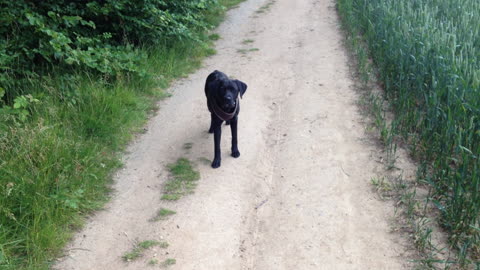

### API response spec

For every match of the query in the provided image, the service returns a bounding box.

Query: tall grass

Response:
[0,1,240,268]
[337,0,480,262]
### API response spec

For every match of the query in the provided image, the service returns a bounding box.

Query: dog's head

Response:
[216,78,247,110]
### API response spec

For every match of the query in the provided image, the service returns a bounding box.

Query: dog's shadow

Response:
[177,121,236,168]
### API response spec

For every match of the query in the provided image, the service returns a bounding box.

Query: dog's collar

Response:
[210,96,239,121]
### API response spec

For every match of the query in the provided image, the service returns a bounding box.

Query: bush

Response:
[0,0,218,100]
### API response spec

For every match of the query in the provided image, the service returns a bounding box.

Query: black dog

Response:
[205,70,247,168]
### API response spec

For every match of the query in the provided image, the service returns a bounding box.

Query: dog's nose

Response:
[225,96,234,104]
[224,96,235,109]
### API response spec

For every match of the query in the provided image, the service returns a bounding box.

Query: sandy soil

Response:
[55,0,415,269]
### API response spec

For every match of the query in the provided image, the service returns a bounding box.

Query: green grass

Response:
[337,0,480,265]
[161,158,200,201]
[256,1,275,14]
[209,33,221,41]
[148,259,159,266]
[122,240,168,262]
[161,258,176,267]
[0,1,244,269]
[370,177,393,200]
[222,0,245,9]
[0,43,208,270]
[150,208,176,222]
[242,39,254,44]
[237,48,260,54]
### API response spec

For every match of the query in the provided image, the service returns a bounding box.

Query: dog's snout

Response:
[224,95,235,108]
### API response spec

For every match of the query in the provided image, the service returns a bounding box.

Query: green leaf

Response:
[0,249,5,264]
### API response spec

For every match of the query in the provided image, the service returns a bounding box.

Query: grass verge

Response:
[0,1,243,269]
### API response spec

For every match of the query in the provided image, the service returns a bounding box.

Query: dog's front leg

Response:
[211,116,223,168]
[230,116,240,158]
[208,113,215,133]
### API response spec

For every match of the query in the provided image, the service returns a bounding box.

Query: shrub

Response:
[0,0,218,100]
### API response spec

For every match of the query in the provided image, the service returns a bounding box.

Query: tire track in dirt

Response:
[55,0,415,269]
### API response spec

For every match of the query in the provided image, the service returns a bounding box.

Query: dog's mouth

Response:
[221,96,237,111]
[223,101,236,110]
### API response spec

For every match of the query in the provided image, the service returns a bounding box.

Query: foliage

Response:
[0,90,40,126]
[0,0,234,268]
[337,0,480,263]
[0,0,218,101]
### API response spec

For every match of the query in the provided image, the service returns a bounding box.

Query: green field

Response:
[337,0,480,264]
[0,0,243,269]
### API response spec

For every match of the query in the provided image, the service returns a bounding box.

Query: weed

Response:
[150,208,176,222]
[138,240,161,249]
[158,242,169,249]
[122,240,168,262]
[414,218,433,253]
[402,191,420,217]
[122,249,143,262]
[148,259,159,266]
[162,258,176,267]
[123,240,158,261]
[161,158,200,201]
[371,176,393,199]
[256,1,275,14]
[237,48,259,54]
[242,39,254,44]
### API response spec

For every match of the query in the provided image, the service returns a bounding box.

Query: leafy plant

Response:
[0,0,220,100]
[0,91,39,126]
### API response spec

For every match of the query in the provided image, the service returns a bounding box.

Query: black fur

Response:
[204,70,247,168]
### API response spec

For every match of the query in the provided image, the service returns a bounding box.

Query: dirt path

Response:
[55,0,413,269]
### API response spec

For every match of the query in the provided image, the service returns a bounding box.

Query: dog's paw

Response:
[231,150,240,158]
[211,158,221,168]
[208,127,214,133]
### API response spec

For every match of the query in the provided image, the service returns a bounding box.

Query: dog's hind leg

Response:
[230,116,240,158]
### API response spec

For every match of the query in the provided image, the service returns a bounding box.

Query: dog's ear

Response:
[234,80,247,98]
